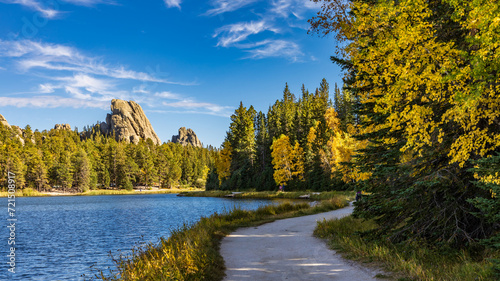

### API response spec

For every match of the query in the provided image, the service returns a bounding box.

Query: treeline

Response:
[208,79,362,192]
[0,124,215,192]
[309,0,499,274]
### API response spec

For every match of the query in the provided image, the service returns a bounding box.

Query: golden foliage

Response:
[271,135,305,186]
[324,108,369,182]
[215,141,232,184]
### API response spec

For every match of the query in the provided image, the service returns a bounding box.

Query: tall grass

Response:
[0,187,204,197]
[181,190,354,201]
[0,188,49,197]
[314,216,498,281]
[98,195,350,280]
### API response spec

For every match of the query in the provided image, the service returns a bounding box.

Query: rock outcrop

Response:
[171,127,202,147]
[54,124,71,130]
[0,114,27,145]
[0,114,10,128]
[100,99,161,145]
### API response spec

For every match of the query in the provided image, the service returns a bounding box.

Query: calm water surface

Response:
[0,193,274,280]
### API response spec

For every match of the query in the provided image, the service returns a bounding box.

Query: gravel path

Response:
[221,205,382,281]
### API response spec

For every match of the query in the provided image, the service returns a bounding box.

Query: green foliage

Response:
[308,0,500,250]
[0,124,216,193]
[469,153,500,276]
[216,80,355,192]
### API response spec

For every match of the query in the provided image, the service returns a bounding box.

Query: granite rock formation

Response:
[54,124,71,130]
[0,114,27,145]
[171,127,202,147]
[100,99,161,145]
[0,114,10,128]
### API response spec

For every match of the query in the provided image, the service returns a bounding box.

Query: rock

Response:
[0,115,28,145]
[0,114,10,128]
[171,127,202,147]
[100,99,161,145]
[54,124,71,130]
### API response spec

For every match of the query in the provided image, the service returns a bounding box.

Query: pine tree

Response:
[71,148,91,192]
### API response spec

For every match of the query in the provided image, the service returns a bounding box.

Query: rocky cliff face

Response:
[171,127,202,147]
[100,99,161,145]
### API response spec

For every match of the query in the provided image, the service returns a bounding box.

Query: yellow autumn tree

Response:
[311,0,500,246]
[324,108,368,182]
[271,135,304,186]
[215,141,232,184]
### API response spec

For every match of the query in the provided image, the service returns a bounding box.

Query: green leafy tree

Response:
[310,0,500,245]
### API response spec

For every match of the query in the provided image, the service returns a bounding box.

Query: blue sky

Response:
[0,0,341,147]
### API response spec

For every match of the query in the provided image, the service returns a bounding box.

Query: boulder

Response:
[100,99,161,145]
[171,127,202,147]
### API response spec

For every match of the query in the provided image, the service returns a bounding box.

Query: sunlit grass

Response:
[98,194,351,280]
[0,187,205,197]
[0,188,49,197]
[314,216,498,281]
[181,190,355,201]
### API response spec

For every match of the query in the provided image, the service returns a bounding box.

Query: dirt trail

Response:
[221,206,383,281]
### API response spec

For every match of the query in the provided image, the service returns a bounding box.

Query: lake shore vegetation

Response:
[307,0,500,278]
[315,216,498,280]
[98,194,351,281]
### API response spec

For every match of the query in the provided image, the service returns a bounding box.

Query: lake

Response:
[0,193,274,280]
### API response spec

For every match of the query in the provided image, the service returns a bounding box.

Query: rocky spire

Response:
[171,127,202,147]
[100,99,161,145]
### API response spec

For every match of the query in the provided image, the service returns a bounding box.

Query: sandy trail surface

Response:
[221,205,382,281]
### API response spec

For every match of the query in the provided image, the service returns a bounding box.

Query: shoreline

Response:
[0,187,204,197]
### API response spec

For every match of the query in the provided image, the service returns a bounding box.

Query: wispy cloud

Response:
[0,96,109,109]
[0,0,116,18]
[155,91,183,100]
[0,39,184,84]
[214,20,278,47]
[164,0,181,9]
[244,39,303,61]
[0,0,59,18]
[162,100,233,117]
[204,0,258,16]
[208,0,320,62]
[0,39,230,116]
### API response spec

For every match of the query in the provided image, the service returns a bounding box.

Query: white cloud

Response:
[214,20,278,47]
[270,0,319,19]
[38,83,56,93]
[205,0,258,16]
[163,100,233,117]
[0,39,183,84]
[0,0,60,18]
[1,0,116,18]
[244,39,303,61]
[155,91,182,100]
[0,96,109,109]
[207,0,321,62]
[0,39,230,116]
[164,0,181,9]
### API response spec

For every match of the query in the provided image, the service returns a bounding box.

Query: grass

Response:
[180,190,354,201]
[314,216,499,281]
[0,188,50,197]
[0,187,204,197]
[79,188,202,196]
[97,193,352,280]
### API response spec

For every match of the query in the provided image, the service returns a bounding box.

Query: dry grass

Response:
[314,216,498,281]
